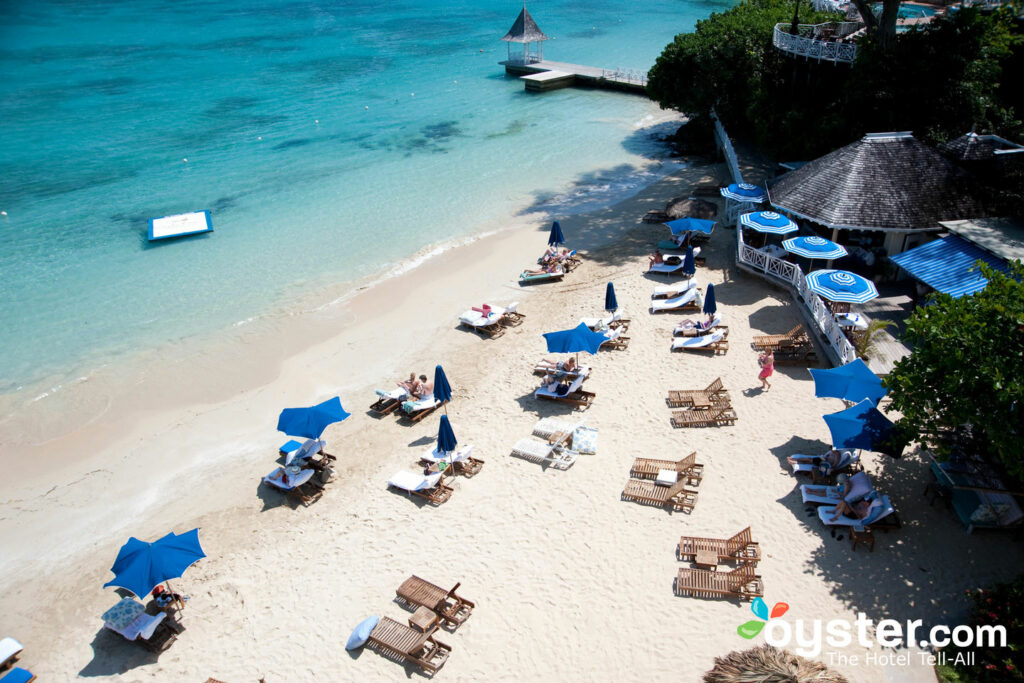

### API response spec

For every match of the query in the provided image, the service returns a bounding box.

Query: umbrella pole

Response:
[165,579,185,611]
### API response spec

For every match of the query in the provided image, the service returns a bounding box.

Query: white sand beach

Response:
[2,162,1022,682]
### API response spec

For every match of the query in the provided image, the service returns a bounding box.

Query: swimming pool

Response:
[872,2,938,19]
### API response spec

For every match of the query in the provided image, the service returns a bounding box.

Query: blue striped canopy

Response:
[548,221,565,246]
[824,399,901,456]
[665,217,716,235]
[605,282,618,311]
[806,269,878,304]
[889,235,1010,298]
[782,235,847,260]
[810,359,887,405]
[103,529,206,599]
[720,183,767,203]
[543,322,607,355]
[739,211,798,235]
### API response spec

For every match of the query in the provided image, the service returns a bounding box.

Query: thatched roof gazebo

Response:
[767,132,990,256]
[704,644,850,683]
[940,132,1024,163]
[501,5,549,65]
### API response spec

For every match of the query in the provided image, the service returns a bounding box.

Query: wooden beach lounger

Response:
[650,289,700,313]
[652,280,698,299]
[534,374,595,408]
[532,363,591,380]
[670,405,737,428]
[419,445,484,478]
[671,329,728,353]
[369,388,408,416]
[263,467,324,506]
[396,576,475,628]
[458,308,506,338]
[579,310,630,332]
[674,315,725,337]
[751,324,807,351]
[366,616,452,675]
[666,378,729,408]
[388,471,454,505]
[101,598,178,653]
[0,667,35,683]
[621,478,698,512]
[519,267,565,284]
[678,527,761,565]
[630,452,704,486]
[773,338,819,365]
[674,564,764,600]
[598,327,630,350]
[0,637,24,671]
[510,437,578,470]
[400,398,443,423]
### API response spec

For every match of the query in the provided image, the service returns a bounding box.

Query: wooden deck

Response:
[500,59,649,94]
[855,283,915,377]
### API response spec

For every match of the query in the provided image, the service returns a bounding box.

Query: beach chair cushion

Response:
[389,471,443,492]
[672,330,725,350]
[279,439,302,455]
[402,397,437,413]
[535,374,586,399]
[264,467,315,491]
[573,427,598,454]
[845,472,873,503]
[0,667,35,683]
[0,638,24,668]
[421,444,475,464]
[346,615,380,651]
[653,280,698,297]
[102,598,166,641]
[285,438,324,466]
[651,290,698,311]
[376,387,409,400]
[656,469,678,486]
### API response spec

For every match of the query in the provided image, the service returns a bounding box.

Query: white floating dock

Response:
[148,210,213,241]
[521,69,574,92]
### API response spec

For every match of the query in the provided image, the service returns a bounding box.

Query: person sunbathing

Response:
[804,473,849,500]
[829,496,872,522]
[415,375,434,400]
[537,357,578,373]
[523,263,562,276]
[397,373,420,395]
[787,449,845,470]
[676,314,716,332]
[648,250,664,268]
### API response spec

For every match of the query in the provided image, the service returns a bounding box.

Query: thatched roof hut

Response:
[767,132,989,240]
[703,644,850,683]
[501,6,550,64]
[940,132,1024,163]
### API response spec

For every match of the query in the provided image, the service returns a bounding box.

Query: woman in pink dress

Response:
[758,349,774,390]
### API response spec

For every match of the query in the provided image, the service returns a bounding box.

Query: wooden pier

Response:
[501,60,649,95]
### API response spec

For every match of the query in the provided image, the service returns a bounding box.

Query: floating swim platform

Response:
[148,210,213,241]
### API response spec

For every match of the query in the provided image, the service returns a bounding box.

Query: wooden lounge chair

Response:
[419,445,484,478]
[499,303,526,326]
[388,471,454,505]
[369,389,407,416]
[532,363,590,380]
[366,616,452,675]
[674,564,763,601]
[773,338,819,365]
[652,280,698,299]
[670,405,737,428]
[621,477,698,512]
[630,452,704,486]
[563,250,582,270]
[579,310,630,332]
[666,378,729,408]
[677,527,761,565]
[458,309,506,338]
[263,467,324,507]
[751,324,807,351]
[671,329,728,354]
[535,374,595,408]
[598,328,630,350]
[519,267,565,284]
[400,398,443,423]
[396,576,475,628]
[674,316,725,337]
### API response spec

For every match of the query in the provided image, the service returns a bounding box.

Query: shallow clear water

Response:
[0,0,735,404]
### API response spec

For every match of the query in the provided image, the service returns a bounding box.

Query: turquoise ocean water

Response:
[0,0,733,415]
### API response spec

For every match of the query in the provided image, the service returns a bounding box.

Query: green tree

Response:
[885,261,1024,482]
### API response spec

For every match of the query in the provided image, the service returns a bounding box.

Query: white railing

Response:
[601,69,648,86]
[811,0,846,11]
[711,112,742,185]
[736,230,857,364]
[772,23,859,64]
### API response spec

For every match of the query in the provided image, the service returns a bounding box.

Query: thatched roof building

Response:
[767,133,989,251]
[940,132,1024,163]
[501,6,549,64]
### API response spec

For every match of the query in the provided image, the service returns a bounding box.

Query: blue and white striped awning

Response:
[889,235,1009,298]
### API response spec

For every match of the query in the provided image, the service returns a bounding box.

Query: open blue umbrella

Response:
[782,235,847,260]
[824,399,902,456]
[548,220,565,246]
[434,364,452,414]
[604,282,618,312]
[806,269,878,304]
[277,396,350,440]
[810,359,887,405]
[739,211,798,235]
[543,322,608,364]
[437,414,457,454]
[664,217,716,235]
[703,282,717,316]
[682,246,696,277]
[103,528,206,599]
[720,183,767,203]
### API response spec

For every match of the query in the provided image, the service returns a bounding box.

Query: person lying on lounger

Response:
[803,473,849,500]
[787,449,845,470]
[676,314,716,332]
[523,263,563,276]
[397,373,421,395]
[829,496,872,522]
[537,357,578,373]
[414,375,434,399]
[649,250,664,268]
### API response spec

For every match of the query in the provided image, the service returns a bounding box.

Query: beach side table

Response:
[694,549,719,571]
[408,606,439,634]
[850,526,875,552]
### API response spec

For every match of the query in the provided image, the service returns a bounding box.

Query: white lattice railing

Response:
[736,229,857,364]
[601,69,648,86]
[773,23,859,64]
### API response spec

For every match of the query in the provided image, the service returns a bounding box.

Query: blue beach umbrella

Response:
[739,211,798,235]
[720,183,767,203]
[604,282,618,312]
[437,414,458,454]
[782,235,848,260]
[824,399,902,456]
[103,528,206,599]
[682,246,696,277]
[434,364,452,414]
[543,322,608,360]
[806,269,878,304]
[810,359,888,405]
[277,396,350,440]
[664,217,716,235]
[548,221,565,246]
[703,283,717,316]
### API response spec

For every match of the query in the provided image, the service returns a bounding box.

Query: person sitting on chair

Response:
[648,250,665,268]
[415,375,434,400]
[537,357,578,373]
[676,313,716,332]
[523,263,563,276]
[829,496,872,522]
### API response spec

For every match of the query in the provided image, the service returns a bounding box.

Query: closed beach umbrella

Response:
[824,399,903,456]
[782,235,847,260]
[436,414,458,454]
[806,269,878,304]
[703,283,717,316]
[682,246,696,277]
[739,211,798,235]
[810,359,887,405]
[720,183,767,203]
[543,322,608,364]
[277,396,350,440]
[665,217,716,235]
[604,282,618,312]
[434,364,452,414]
[548,220,565,246]
[103,528,206,600]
